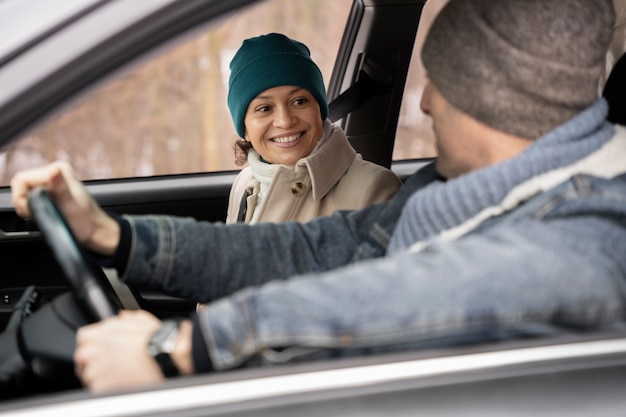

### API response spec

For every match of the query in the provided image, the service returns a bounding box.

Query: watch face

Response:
[149,320,180,355]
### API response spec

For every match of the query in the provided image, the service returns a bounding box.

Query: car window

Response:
[0,0,352,184]
[608,0,626,72]
[393,0,445,162]
[3,0,624,183]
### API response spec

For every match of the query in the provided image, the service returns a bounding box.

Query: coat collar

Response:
[296,121,357,201]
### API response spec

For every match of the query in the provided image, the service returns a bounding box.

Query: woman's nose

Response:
[273,106,296,127]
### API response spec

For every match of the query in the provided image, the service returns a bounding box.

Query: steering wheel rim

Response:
[27,187,120,321]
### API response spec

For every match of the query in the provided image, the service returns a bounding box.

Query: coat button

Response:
[291,182,305,196]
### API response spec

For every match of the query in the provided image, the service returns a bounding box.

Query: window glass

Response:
[608,0,626,74]
[5,0,622,180]
[393,0,446,162]
[0,0,352,184]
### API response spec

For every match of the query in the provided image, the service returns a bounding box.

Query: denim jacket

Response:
[120,99,626,370]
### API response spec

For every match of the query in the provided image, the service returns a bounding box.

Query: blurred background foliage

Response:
[0,0,353,182]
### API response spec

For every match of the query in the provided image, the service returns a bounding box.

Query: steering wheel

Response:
[27,187,120,320]
[0,187,121,398]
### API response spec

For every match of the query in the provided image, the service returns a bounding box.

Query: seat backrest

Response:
[603,52,626,125]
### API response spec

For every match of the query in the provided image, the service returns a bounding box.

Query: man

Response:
[11,0,625,393]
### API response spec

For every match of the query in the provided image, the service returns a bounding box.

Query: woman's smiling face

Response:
[244,85,323,165]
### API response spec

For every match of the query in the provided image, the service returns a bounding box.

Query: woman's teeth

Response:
[272,132,302,143]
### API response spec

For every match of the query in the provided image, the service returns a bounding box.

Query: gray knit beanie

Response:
[422,0,615,139]
[228,33,328,138]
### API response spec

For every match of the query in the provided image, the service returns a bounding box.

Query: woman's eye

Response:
[256,105,271,113]
[292,98,307,106]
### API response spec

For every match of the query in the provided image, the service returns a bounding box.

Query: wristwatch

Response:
[148,319,182,378]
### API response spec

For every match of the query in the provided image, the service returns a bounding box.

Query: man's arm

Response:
[120,202,388,302]
[194,212,626,370]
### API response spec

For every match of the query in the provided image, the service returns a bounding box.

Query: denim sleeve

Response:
[119,201,388,302]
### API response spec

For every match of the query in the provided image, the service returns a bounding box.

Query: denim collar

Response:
[389,98,614,253]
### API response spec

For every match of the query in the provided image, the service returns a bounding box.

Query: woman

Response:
[226,33,401,224]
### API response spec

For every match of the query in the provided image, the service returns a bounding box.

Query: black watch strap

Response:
[148,319,182,378]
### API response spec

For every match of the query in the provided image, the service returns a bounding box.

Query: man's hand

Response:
[74,310,193,393]
[10,161,120,255]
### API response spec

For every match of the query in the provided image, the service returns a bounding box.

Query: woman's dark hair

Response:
[233,139,254,166]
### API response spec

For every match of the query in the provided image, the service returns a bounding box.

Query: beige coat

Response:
[226,125,401,224]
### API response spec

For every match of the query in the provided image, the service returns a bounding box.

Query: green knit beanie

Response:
[228,33,329,138]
